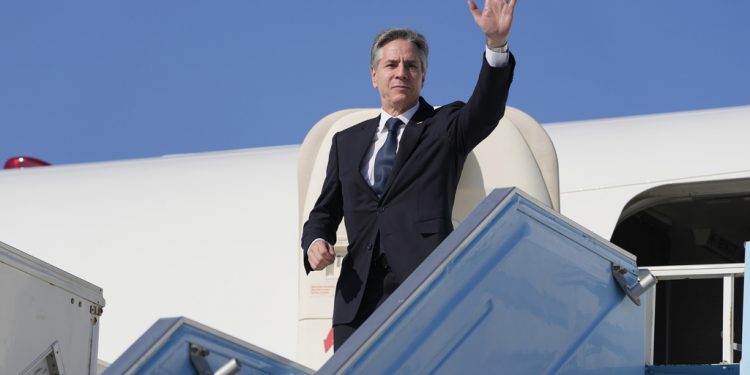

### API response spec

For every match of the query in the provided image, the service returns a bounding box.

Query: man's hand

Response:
[468,0,517,48]
[308,239,336,271]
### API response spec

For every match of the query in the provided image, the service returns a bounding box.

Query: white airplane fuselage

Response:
[0,105,747,369]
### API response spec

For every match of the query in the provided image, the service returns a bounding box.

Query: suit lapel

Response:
[383,97,435,196]
[351,116,380,198]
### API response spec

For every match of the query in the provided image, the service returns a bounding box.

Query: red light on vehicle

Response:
[4,156,51,169]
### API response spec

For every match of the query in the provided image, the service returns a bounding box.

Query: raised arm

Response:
[448,0,517,155]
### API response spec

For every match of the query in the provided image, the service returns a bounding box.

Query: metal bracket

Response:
[189,344,213,375]
[20,341,64,375]
[612,264,657,306]
[188,343,241,375]
[89,305,104,317]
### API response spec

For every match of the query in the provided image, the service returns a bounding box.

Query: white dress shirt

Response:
[360,104,420,185]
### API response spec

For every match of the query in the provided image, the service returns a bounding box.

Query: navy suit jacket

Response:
[302,53,515,325]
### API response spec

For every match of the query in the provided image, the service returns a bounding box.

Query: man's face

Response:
[371,39,425,115]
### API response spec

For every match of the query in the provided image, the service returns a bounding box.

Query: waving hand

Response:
[468,0,517,48]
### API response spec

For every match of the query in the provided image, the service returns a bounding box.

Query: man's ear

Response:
[371,65,377,88]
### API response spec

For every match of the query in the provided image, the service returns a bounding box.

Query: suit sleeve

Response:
[300,133,344,274]
[452,52,516,155]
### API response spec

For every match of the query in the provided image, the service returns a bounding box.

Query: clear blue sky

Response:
[2,1,748,165]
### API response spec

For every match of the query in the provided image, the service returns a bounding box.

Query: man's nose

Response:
[395,63,408,79]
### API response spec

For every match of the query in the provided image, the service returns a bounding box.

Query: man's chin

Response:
[391,97,418,108]
[382,94,419,113]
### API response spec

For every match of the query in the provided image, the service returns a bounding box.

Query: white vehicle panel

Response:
[0,146,301,363]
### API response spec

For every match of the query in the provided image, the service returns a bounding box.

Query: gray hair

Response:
[370,28,429,73]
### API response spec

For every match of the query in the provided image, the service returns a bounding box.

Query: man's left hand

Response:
[468,0,517,48]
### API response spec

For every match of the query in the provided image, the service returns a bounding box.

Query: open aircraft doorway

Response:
[611,177,750,365]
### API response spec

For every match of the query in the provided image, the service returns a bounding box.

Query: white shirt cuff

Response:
[485,45,510,68]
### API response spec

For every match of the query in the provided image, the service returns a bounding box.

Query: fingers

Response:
[467,0,481,23]
[487,0,515,14]
[322,242,335,262]
[491,0,510,14]
[309,241,336,270]
[310,252,332,271]
[501,0,516,15]
[503,0,516,16]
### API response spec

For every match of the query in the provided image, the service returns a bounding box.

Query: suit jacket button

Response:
[367,243,373,250]
[378,207,385,213]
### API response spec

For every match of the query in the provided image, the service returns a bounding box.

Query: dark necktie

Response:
[372,117,403,196]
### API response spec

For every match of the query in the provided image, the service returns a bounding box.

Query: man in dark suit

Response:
[302,0,517,350]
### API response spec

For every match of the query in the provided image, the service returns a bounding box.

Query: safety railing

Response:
[641,263,745,364]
